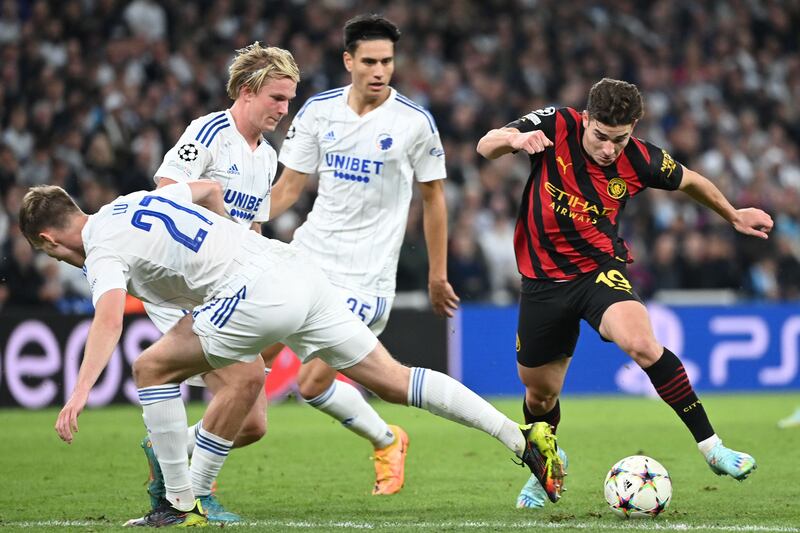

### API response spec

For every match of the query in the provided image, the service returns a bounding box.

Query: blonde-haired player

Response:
[135,42,298,523]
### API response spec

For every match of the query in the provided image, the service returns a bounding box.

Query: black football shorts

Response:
[516,261,643,368]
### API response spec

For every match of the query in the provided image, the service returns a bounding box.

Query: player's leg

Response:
[595,274,755,480]
[326,339,555,499]
[180,358,266,522]
[514,282,578,508]
[288,266,557,500]
[336,341,526,451]
[298,358,394,448]
[200,360,268,449]
[139,303,266,522]
[298,288,404,494]
[297,357,402,494]
[130,314,216,525]
[516,359,570,509]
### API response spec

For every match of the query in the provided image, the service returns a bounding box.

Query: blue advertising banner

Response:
[452,303,800,396]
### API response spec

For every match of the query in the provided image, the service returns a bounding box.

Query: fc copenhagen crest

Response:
[376,133,393,151]
[607,177,627,199]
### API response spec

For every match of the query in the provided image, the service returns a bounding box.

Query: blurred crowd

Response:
[1,0,799,312]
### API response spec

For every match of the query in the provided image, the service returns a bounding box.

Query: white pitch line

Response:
[2,520,799,532]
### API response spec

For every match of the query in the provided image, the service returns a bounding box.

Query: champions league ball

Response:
[604,455,672,518]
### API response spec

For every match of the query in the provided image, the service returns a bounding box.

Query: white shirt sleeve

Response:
[154,182,193,202]
[410,127,447,183]
[278,110,320,174]
[84,249,129,307]
[153,124,213,185]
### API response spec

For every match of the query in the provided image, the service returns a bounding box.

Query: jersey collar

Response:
[343,84,396,118]
[225,108,268,151]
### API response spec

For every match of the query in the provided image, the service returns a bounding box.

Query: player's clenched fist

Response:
[510,130,553,154]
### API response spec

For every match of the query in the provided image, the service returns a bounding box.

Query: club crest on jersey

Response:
[376,133,393,151]
[607,177,627,199]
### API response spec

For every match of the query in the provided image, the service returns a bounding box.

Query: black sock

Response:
[644,348,714,442]
[522,398,561,434]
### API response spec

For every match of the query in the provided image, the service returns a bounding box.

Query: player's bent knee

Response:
[235,418,267,447]
[620,338,661,367]
[297,361,338,400]
[131,356,157,386]
[525,389,559,413]
[297,377,333,400]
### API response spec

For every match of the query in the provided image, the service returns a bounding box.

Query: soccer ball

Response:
[603,455,672,518]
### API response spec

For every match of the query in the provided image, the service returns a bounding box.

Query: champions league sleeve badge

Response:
[178,143,199,162]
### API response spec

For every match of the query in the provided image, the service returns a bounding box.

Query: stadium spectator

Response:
[0,0,798,309]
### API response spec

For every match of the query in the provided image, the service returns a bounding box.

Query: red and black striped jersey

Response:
[506,106,683,280]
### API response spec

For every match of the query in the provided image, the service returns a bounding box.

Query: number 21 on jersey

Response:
[129,195,214,252]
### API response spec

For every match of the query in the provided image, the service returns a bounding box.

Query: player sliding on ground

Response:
[23,182,562,527]
[477,78,771,509]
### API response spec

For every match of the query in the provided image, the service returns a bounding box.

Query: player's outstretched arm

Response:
[55,289,126,444]
[268,167,309,220]
[186,180,225,216]
[678,167,774,239]
[477,127,553,160]
[419,180,460,317]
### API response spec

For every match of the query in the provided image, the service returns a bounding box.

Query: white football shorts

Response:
[191,246,378,371]
[329,282,394,336]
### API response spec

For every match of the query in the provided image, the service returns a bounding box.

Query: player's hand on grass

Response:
[56,389,89,444]
[732,208,774,239]
[429,279,460,318]
[510,130,553,155]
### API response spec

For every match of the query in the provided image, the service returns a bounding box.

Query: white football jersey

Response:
[82,183,273,309]
[278,85,446,296]
[154,109,275,225]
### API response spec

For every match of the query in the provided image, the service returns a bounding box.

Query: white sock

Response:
[698,433,721,457]
[408,367,526,456]
[187,421,201,457]
[190,423,233,497]
[139,385,195,511]
[307,381,395,449]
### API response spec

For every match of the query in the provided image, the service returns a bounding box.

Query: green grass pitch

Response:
[1,393,799,532]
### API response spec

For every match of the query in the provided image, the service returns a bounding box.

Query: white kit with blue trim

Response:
[279,85,447,297]
[153,109,274,226]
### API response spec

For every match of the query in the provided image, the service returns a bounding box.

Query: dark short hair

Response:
[586,78,644,126]
[19,185,82,247]
[343,14,401,54]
